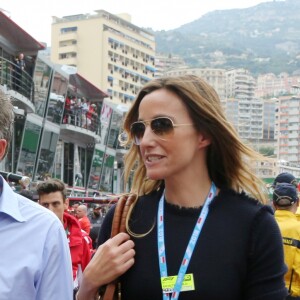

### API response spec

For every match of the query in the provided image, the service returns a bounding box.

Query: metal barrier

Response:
[62,108,100,134]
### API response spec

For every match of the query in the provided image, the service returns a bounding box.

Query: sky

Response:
[1,0,270,46]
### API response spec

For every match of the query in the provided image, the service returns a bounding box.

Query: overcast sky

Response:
[1,0,270,46]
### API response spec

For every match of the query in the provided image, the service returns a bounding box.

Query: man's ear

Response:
[64,198,69,210]
[0,139,7,161]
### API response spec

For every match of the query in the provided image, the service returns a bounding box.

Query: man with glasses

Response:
[0,91,73,299]
[273,183,300,299]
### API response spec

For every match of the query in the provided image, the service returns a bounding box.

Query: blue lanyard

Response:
[157,182,217,300]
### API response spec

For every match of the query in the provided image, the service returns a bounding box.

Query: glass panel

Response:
[33,58,52,117]
[64,142,74,186]
[53,140,63,180]
[13,116,26,173]
[88,149,104,190]
[47,70,68,124]
[99,154,115,192]
[77,146,93,188]
[36,130,59,180]
[106,111,122,149]
[17,121,41,178]
[99,103,113,146]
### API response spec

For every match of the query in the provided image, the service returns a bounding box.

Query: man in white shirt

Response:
[0,90,73,299]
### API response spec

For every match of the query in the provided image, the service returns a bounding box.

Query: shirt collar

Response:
[275,209,298,220]
[0,176,26,222]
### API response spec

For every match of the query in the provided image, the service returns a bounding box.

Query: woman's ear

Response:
[0,139,7,161]
[198,133,211,149]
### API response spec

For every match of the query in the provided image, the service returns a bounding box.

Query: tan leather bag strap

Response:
[102,194,137,300]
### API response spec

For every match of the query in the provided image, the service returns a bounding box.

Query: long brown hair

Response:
[122,75,267,204]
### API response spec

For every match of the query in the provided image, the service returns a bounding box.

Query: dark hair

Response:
[36,179,67,202]
[19,189,35,201]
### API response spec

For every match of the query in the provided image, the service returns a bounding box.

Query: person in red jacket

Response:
[77,204,91,235]
[36,179,92,292]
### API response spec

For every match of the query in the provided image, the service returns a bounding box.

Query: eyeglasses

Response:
[130,117,193,145]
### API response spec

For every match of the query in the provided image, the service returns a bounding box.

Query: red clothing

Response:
[63,213,91,284]
[86,106,95,120]
[78,215,91,234]
[65,97,71,110]
[81,229,93,261]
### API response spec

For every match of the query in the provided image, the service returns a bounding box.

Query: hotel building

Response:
[51,10,156,105]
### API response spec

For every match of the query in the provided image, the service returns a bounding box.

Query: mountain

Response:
[153,0,300,75]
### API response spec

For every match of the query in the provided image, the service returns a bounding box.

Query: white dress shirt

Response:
[0,176,73,299]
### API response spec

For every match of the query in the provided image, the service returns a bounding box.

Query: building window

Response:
[60,27,78,34]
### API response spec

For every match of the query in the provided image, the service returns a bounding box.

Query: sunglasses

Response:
[130,117,193,145]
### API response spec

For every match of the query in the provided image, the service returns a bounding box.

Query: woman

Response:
[77,75,287,299]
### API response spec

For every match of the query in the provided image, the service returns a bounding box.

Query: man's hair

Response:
[19,189,35,201]
[36,179,67,202]
[0,90,14,158]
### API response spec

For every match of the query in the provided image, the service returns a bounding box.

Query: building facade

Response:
[0,11,126,195]
[164,67,226,100]
[255,72,300,98]
[51,10,156,105]
[275,95,300,167]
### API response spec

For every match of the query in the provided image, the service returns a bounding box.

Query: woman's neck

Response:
[164,175,213,208]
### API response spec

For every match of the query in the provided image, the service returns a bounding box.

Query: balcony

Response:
[59,31,77,41]
[60,108,100,145]
[0,56,35,113]
[58,44,77,54]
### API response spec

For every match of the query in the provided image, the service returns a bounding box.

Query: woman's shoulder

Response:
[213,188,273,216]
[104,188,162,219]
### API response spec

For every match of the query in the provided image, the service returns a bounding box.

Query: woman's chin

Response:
[146,171,164,181]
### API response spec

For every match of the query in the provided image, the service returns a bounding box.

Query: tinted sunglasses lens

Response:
[151,118,174,136]
[131,122,145,144]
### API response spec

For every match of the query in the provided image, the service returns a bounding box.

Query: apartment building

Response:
[275,95,300,166]
[256,72,300,98]
[51,10,156,105]
[225,68,255,101]
[224,97,264,140]
[164,67,226,100]
[155,54,187,78]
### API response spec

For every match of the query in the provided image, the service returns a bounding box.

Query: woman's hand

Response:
[76,232,135,300]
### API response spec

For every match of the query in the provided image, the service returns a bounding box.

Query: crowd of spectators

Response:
[63,95,99,133]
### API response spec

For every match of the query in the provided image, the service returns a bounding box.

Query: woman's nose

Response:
[139,125,155,146]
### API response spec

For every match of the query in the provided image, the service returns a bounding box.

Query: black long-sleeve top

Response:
[98,188,287,300]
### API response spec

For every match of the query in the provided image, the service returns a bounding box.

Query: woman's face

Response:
[136,88,210,181]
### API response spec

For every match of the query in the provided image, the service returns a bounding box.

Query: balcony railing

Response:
[62,107,101,135]
[0,56,34,101]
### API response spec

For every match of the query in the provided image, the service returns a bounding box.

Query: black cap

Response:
[273,183,299,207]
[273,172,298,187]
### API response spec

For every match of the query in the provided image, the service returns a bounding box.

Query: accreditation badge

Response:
[161,273,195,294]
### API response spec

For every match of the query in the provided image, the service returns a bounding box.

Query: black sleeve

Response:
[244,206,288,300]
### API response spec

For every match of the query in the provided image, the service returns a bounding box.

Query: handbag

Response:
[99,193,138,300]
